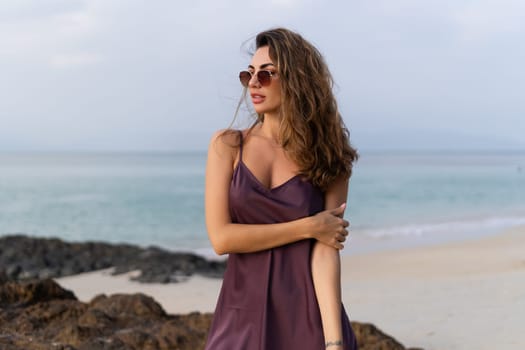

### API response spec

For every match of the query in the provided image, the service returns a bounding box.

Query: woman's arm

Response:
[205,130,348,255]
[311,175,350,349]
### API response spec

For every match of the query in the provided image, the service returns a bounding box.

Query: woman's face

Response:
[248,46,281,116]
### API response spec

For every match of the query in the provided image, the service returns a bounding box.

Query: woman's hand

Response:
[310,203,349,249]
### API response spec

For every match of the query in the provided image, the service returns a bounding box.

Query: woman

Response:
[205,28,359,350]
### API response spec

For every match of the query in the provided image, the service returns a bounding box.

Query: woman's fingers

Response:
[329,203,346,216]
[313,207,351,250]
[339,225,348,233]
[338,232,347,242]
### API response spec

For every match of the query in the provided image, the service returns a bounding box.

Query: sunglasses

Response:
[239,70,276,87]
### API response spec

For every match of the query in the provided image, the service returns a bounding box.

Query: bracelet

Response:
[325,340,343,348]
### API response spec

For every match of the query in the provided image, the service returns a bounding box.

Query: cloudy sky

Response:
[1,0,524,152]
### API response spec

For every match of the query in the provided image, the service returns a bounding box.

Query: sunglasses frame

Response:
[239,70,276,87]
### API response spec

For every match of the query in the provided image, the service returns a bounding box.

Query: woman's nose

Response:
[248,72,260,88]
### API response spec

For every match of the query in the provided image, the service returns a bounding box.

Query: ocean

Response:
[1,151,524,256]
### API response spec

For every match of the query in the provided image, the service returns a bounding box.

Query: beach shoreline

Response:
[55,225,525,350]
[342,225,525,350]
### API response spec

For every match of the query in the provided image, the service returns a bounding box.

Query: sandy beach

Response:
[56,226,525,350]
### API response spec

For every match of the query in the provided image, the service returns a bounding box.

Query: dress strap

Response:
[238,130,243,162]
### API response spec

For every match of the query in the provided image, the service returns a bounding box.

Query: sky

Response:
[1,0,524,152]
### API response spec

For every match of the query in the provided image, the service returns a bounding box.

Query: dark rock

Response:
[352,322,407,350]
[0,279,424,350]
[38,267,57,279]
[88,293,167,319]
[0,279,212,350]
[0,278,76,307]
[0,234,226,284]
[5,265,21,279]
[0,269,8,283]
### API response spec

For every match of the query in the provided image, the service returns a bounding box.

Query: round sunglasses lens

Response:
[239,71,251,87]
[257,71,272,86]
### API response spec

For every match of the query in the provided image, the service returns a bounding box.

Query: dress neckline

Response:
[236,129,302,193]
[235,160,302,193]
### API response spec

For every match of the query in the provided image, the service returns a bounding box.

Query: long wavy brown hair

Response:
[225,28,358,191]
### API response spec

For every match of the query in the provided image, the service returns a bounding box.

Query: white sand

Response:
[56,226,525,350]
[342,226,525,350]
[56,270,222,314]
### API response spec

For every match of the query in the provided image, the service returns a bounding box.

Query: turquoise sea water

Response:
[1,151,524,255]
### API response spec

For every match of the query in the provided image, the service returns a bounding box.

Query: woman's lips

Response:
[251,93,265,104]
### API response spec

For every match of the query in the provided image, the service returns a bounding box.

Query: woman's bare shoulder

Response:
[209,128,243,145]
[207,129,242,160]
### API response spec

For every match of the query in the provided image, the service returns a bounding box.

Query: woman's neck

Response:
[259,113,281,143]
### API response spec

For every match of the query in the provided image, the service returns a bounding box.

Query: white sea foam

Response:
[53,194,108,203]
[360,215,525,239]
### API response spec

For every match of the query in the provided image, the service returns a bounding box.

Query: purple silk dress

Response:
[205,131,358,350]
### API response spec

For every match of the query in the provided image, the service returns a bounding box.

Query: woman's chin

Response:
[253,106,279,116]
[253,106,266,114]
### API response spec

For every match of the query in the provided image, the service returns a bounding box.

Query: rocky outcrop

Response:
[0,279,211,350]
[0,235,225,283]
[0,279,424,350]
